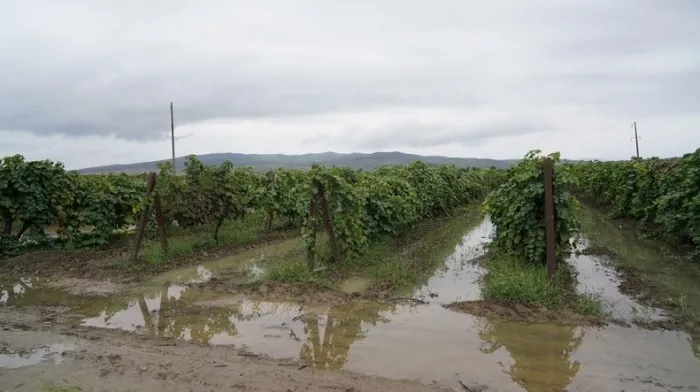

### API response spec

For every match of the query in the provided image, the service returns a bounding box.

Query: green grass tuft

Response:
[265,259,315,284]
[482,257,565,307]
[482,256,607,318]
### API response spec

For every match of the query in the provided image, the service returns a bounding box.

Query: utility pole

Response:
[170,102,176,172]
[632,121,640,158]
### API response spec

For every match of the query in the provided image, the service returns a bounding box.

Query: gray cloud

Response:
[1,0,699,157]
[324,119,555,150]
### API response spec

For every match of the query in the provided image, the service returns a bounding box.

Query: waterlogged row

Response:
[568,147,700,258]
[2,278,698,391]
[0,154,503,260]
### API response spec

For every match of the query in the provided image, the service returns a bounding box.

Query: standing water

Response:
[2,217,699,391]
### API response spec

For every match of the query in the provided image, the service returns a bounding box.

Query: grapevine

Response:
[484,150,579,265]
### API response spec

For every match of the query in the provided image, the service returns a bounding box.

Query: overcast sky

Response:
[1,0,699,169]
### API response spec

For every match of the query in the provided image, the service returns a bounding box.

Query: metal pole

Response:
[170,102,176,171]
[633,121,640,158]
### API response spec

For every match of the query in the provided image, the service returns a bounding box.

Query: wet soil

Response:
[3,214,700,391]
[0,308,451,392]
[577,204,700,333]
[444,300,606,327]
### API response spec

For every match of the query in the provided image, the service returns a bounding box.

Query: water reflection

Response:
[300,302,391,370]
[478,319,583,392]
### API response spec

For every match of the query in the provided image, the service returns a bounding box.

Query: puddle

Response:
[74,288,700,391]
[579,205,700,322]
[571,250,667,322]
[340,277,371,294]
[3,217,700,391]
[413,218,492,304]
[0,344,72,369]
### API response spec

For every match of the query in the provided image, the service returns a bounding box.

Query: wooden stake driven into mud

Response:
[306,178,320,270]
[267,172,277,231]
[543,158,557,280]
[130,172,169,262]
[318,184,342,264]
[306,165,342,270]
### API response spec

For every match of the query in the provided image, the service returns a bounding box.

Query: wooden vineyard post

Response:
[153,192,168,253]
[131,172,169,261]
[543,158,557,280]
[317,183,342,264]
[267,172,277,231]
[306,178,320,270]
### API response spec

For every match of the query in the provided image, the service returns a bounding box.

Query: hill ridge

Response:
[78,151,518,173]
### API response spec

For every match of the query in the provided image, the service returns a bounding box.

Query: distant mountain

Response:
[77,151,519,174]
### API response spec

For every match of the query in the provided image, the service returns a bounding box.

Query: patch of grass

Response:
[482,257,565,307]
[262,203,485,293]
[265,259,315,284]
[42,382,83,392]
[139,211,286,264]
[336,204,485,291]
[573,291,609,319]
[482,256,607,318]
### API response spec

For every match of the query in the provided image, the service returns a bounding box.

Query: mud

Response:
[444,300,606,326]
[204,280,396,306]
[47,278,123,297]
[0,310,451,392]
[3,214,700,391]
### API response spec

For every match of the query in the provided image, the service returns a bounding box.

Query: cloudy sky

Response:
[1,0,699,169]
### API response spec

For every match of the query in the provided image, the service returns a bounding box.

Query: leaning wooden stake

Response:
[543,158,557,280]
[131,172,169,261]
[318,184,342,264]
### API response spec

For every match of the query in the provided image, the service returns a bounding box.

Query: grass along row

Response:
[263,204,485,292]
[481,151,606,318]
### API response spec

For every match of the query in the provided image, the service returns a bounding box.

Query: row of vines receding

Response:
[567,147,700,260]
[1,154,502,261]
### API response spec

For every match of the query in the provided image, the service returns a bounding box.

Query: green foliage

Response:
[59,173,143,247]
[156,156,253,242]
[0,152,499,262]
[570,148,700,258]
[302,162,491,263]
[0,155,72,238]
[484,150,579,265]
[0,155,142,251]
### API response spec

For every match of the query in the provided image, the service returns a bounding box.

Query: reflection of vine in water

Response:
[690,332,700,360]
[299,302,393,370]
[135,283,243,344]
[477,318,584,392]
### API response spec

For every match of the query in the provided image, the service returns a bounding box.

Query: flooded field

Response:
[1,217,699,391]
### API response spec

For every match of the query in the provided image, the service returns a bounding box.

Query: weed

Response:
[42,382,82,392]
[482,257,565,307]
[629,304,654,324]
[573,290,609,318]
[139,211,283,264]
[265,259,315,284]
[482,256,607,318]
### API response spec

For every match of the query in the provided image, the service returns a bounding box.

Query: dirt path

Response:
[0,308,451,392]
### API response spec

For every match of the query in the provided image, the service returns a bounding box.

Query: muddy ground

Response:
[444,300,606,327]
[0,307,456,392]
